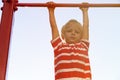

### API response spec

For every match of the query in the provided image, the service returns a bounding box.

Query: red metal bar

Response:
[0,0,17,80]
[2,0,11,2]
[16,3,120,7]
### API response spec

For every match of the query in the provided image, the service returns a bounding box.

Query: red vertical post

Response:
[0,0,18,80]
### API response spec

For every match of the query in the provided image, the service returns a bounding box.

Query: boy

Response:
[47,2,92,80]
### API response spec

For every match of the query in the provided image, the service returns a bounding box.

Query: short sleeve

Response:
[81,39,90,50]
[51,36,62,49]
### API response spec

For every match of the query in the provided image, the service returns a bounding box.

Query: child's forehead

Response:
[65,25,80,29]
[61,19,82,33]
[66,21,81,26]
[65,23,82,30]
[67,21,78,25]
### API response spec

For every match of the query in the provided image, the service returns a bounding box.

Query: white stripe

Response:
[55,52,88,60]
[51,37,62,50]
[81,39,89,43]
[55,68,91,75]
[55,60,90,68]
[57,77,91,80]
[81,42,89,50]
[51,37,60,43]
[76,47,87,51]
[58,47,87,51]
[53,42,62,50]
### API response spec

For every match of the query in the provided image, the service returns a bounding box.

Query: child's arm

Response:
[47,2,59,40]
[80,4,89,40]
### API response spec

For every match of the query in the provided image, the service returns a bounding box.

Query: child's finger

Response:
[46,1,55,8]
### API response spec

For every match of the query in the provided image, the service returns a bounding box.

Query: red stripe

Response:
[85,66,91,70]
[55,49,88,57]
[55,63,85,71]
[51,37,62,48]
[55,71,88,79]
[85,73,92,78]
[81,40,89,48]
[55,64,91,72]
[55,56,89,64]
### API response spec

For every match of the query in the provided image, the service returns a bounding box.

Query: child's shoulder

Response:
[51,36,63,48]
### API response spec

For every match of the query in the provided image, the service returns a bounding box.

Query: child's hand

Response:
[47,1,55,11]
[79,2,89,12]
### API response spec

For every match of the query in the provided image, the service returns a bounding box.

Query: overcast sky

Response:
[0,0,120,80]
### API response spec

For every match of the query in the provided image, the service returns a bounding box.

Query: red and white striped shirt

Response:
[51,37,92,80]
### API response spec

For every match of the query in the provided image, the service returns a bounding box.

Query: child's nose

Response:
[71,31,75,35]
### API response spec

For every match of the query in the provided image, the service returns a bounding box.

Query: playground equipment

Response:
[0,0,120,80]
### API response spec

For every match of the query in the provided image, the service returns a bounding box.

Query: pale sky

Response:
[0,0,120,80]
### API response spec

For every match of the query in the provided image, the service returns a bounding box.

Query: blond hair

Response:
[61,19,82,34]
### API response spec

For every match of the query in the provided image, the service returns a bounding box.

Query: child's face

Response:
[62,24,82,44]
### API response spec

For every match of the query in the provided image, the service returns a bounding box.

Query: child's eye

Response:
[66,30,72,32]
[75,31,80,34]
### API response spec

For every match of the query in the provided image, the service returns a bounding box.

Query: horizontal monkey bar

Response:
[16,2,120,7]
